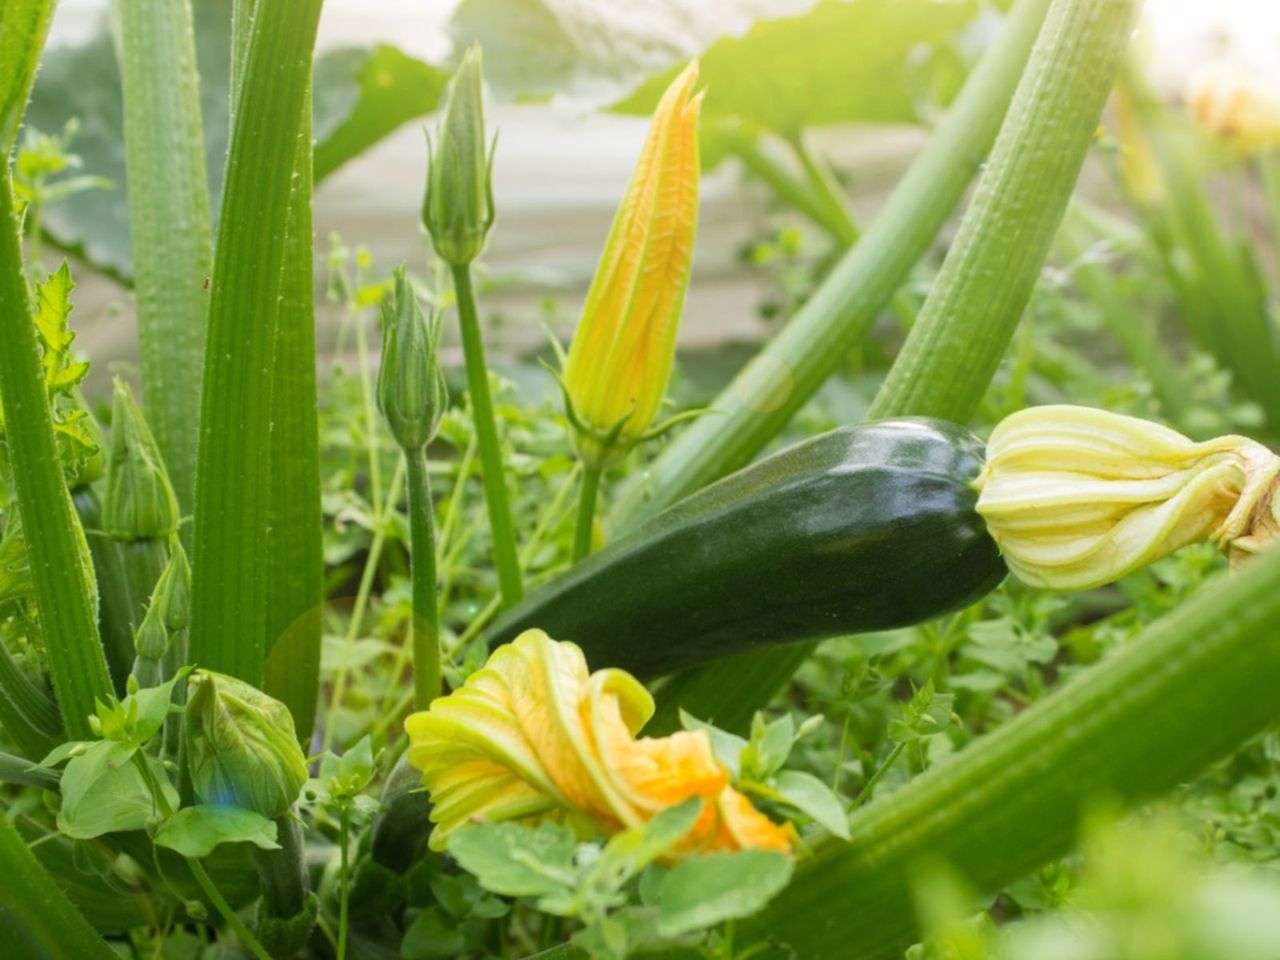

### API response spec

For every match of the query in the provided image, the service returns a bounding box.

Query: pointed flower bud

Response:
[976,405,1280,591]
[561,62,702,468]
[183,670,308,819]
[377,268,448,452]
[104,378,179,541]
[153,538,191,634]
[404,629,793,855]
[422,45,495,266]
[1185,62,1280,153]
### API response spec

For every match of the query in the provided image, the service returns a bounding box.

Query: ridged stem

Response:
[188,0,325,684]
[407,447,441,706]
[263,83,324,742]
[112,0,213,516]
[0,749,59,790]
[0,177,112,740]
[749,536,1280,958]
[449,264,523,607]
[0,816,116,959]
[606,0,1054,531]
[0,639,61,758]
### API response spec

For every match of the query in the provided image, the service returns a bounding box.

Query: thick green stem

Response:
[450,264,523,607]
[112,0,213,516]
[263,83,325,743]
[0,177,112,740]
[748,539,1280,958]
[606,0,1054,532]
[407,448,441,706]
[0,0,54,153]
[571,465,601,563]
[188,0,325,684]
[0,816,117,959]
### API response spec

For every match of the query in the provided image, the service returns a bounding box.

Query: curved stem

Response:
[187,857,272,960]
[571,465,601,563]
[407,448,440,706]
[449,264,524,607]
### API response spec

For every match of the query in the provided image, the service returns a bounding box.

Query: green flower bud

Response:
[421,45,495,266]
[377,268,448,452]
[105,378,179,541]
[153,538,190,633]
[133,599,169,662]
[183,670,308,819]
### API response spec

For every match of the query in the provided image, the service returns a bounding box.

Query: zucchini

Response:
[484,418,1007,678]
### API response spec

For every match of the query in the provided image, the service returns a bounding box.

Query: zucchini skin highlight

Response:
[484,418,1007,679]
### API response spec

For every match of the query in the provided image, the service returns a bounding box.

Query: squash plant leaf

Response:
[448,820,578,900]
[57,744,174,839]
[611,0,981,165]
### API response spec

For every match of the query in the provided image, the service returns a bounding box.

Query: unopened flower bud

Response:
[105,378,179,541]
[976,405,1280,590]
[562,62,702,468]
[153,539,190,634]
[422,45,495,266]
[377,268,447,452]
[183,670,307,819]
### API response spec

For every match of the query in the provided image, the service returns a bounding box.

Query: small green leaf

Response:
[448,820,578,899]
[400,907,467,959]
[153,805,280,858]
[741,713,794,780]
[593,798,702,887]
[657,849,793,937]
[771,769,850,841]
[320,734,376,798]
[58,749,175,839]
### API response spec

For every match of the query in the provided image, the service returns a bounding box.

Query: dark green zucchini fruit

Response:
[483,418,1007,679]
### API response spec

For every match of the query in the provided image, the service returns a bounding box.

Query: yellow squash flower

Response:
[1186,62,1280,153]
[404,629,793,855]
[976,405,1280,590]
[561,62,703,467]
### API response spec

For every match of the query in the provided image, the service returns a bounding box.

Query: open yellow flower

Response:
[1186,62,1280,153]
[561,62,702,467]
[404,629,792,855]
[976,405,1280,590]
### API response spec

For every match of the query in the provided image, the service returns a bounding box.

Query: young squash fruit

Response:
[484,418,1005,679]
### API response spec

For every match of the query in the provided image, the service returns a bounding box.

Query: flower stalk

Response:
[377,268,447,705]
[422,47,523,607]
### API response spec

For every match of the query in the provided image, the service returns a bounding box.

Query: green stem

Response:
[407,448,441,706]
[1258,149,1280,265]
[188,0,326,684]
[789,134,860,246]
[450,263,523,607]
[571,465,601,563]
[0,749,59,790]
[851,741,905,808]
[0,629,62,758]
[337,804,351,960]
[0,816,117,959]
[0,0,54,153]
[118,538,169,630]
[0,177,112,740]
[263,81,325,743]
[188,857,272,960]
[112,0,213,517]
[606,0,1055,532]
[748,535,1280,959]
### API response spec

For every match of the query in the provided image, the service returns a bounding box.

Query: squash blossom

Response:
[976,405,1280,591]
[561,62,703,467]
[1185,62,1280,153]
[404,629,793,855]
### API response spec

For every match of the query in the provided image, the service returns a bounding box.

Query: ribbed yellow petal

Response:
[977,405,1280,590]
[562,62,702,465]
[404,629,791,856]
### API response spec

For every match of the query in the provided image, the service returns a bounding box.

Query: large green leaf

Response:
[24,3,443,281]
[613,0,980,162]
[448,0,815,102]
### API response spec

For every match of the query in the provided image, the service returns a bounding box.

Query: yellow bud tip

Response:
[976,405,1280,591]
[403,629,792,856]
[561,61,703,468]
